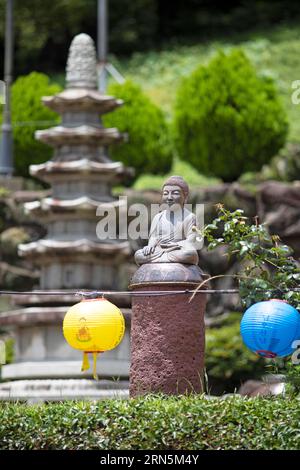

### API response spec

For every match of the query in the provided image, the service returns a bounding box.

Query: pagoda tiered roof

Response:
[36,125,124,147]
[19,238,131,260]
[29,158,133,183]
[24,196,127,219]
[42,88,123,114]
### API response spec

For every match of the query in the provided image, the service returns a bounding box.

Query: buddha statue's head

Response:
[161,175,189,209]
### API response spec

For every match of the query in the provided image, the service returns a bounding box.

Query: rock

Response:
[259,180,300,209]
[205,261,242,317]
[238,379,285,397]
[262,143,300,182]
[226,183,257,217]
[191,184,231,203]
[258,180,300,256]
[199,245,233,277]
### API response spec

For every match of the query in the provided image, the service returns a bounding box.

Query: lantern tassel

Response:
[81,352,90,372]
[93,352,99,380]
[81,352,100,380]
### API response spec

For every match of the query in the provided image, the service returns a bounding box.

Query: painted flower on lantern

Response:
[76,318,91,342]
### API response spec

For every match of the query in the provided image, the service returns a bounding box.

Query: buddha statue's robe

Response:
[134,208,199,265]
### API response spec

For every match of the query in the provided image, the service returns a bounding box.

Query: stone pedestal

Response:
[129,263,207,397]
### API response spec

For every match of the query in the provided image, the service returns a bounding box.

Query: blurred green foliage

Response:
[0,72,61,177]
[206,313,267,394]
[4,338,14,365]
[0,336,14,379]
[173,49,288,181]
[103,80,173,179]
[1,0,300,76]
[0,0,158,75]
[0,227,30,261]
[133,157,220,191]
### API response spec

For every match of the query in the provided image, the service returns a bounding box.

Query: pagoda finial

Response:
[66,33,98,89]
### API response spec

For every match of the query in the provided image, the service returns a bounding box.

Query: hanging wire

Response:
[0,288,223,297]
[0,287,300,297]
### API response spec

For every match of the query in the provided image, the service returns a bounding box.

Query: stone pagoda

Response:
[0,34,132,400]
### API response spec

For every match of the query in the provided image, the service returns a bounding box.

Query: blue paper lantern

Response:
[240,300,300,358]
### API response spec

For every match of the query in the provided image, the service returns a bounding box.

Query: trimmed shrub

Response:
[0,396,300,449]
[0,72,61,177]
[103,80,173,179]
[174,49,288,181]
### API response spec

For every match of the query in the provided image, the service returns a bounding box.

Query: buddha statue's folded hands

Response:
[142,244,156,256]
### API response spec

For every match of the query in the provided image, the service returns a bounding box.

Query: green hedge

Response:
[103,80,173,180]
[174,49,288,181]
[0,396,299,449]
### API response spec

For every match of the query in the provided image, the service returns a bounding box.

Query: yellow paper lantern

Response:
[63,297,125,379]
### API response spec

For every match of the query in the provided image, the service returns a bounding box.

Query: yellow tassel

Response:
[93,352,99,380]
[81,352,90,372]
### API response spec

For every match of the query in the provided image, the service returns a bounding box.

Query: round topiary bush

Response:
[174,49,289,181]
[0,72,61,177]
[103,80,173,179]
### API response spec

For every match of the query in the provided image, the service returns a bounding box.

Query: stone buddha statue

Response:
[134,175,199,266]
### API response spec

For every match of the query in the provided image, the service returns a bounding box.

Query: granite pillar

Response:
[129,263,207,396]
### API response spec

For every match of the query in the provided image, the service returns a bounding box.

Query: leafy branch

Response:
[195,204,300,309]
